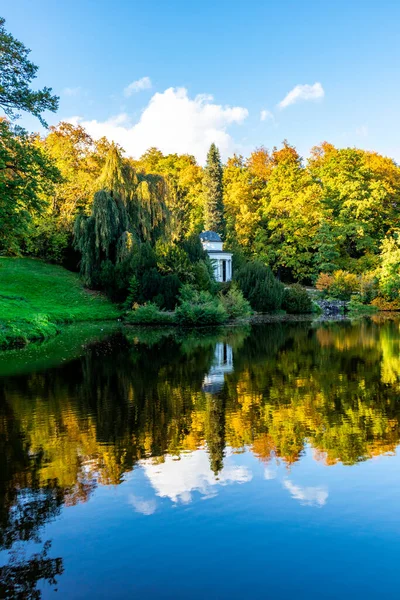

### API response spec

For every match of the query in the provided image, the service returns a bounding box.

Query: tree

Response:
[43,122,107,222]
[0,119,60,255]
[135,148,203,240]
[203,143,225,235]
[377,231,400,300]
[259,142,321,281]
[308,143,399,270]
[0,17,58,125]
[313,219,340,274]
[25,122,113,265]
[73,145,131,287]
[223,155,261,251]
[235,261,284,312]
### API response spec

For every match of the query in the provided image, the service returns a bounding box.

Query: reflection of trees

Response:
[0,541,63,600]
[0,397,64,598]
[1,319,400,555]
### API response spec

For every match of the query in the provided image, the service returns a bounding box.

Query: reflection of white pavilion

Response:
[202,342,233,394]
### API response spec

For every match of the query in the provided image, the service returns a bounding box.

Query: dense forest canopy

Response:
[3,118,400,277]
[1,15,400,309]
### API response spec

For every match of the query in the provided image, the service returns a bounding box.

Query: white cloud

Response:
[63,86,82,97]
[264,467,277,480]
[124,76,152,97]
[70,87,248,164]
[278,82,324,109]
[128,494,157,516]
[283,479,328,507]
[260,109,274,122]
[141,449,252,504]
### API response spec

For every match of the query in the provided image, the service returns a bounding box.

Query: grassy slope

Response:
[0,257,120,347]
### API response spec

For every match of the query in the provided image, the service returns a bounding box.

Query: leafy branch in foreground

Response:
[0,16,59,126]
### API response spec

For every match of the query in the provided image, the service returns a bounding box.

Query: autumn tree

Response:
[135,148,203,239]
[223,155,261,251]
[256,141,321,281]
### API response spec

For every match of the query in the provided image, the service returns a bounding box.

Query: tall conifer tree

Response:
[203,143,225,235]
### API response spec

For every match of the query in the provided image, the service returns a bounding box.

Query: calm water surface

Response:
[1,317,400,599]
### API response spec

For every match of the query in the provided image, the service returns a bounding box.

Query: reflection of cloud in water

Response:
[141,450,252,504]
[283,480,328,507]
[128,495,157,515]
[264,467,277,480]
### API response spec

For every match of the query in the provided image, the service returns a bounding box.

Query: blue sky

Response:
[2,0,400,164]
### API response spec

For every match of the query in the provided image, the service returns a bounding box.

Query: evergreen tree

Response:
[203,143,225,235]
[235,261,285,312]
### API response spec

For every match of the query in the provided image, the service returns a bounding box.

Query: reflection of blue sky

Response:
[139,449,252,505]
[37,445,400,599]
[125,446,330,515]
[283,479,328,507]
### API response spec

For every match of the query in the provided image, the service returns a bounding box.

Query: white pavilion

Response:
[199,231,233,283]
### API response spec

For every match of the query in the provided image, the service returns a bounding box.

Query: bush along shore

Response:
[125,269,316,327]
[0,258,120,349]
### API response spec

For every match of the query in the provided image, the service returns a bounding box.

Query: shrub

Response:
[347,297,379,314]
[235,261,284,312]
[138,269,181,309]
[282,284,313,314]
[329,270,359,300]
[316,273,334,294]
[359,272,378,304]
[371,297,400,311]
[175,301,227,326]
[316,270,359,301]
[220,283,252,319]
[175,285,228,325]
[125,303,174,325]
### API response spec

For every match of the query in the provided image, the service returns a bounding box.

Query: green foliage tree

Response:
[308,143,400,270]
[0,120,60,255]
[377,231,400,300]
[203,143,225,235]
[282,284,313,314]
[73,188,128,287]
[136,148,203,239]
[313,219,340,274]
[0,17,58,125]
[235,261,284,312]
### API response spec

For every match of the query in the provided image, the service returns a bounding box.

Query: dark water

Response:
[1,317,400,599]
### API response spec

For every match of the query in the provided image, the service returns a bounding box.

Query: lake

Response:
[1,316,400,599]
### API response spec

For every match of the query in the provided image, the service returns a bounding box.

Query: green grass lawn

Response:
[0,257,120,347]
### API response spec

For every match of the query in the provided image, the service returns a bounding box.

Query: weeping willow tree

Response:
[98,143,137,202]
[130,174,170,243]
[74,144,170,289]
[74,190,128,286]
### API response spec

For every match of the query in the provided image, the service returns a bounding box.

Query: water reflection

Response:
[0,316,399,597]
[202,342,234,394]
